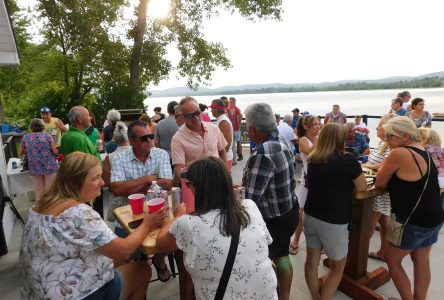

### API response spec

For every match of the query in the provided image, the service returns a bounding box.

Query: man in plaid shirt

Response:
[242,103,299,300]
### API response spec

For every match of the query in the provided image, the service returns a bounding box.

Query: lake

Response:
[145,87,444,147]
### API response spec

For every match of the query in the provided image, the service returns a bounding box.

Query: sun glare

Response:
[148,0,171,19]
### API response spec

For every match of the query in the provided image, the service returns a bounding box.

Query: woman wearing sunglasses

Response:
[156,157,277,299]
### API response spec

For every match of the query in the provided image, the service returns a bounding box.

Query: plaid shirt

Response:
[242,129,298,219]
[345,132,369,155]
[110,147,173,183]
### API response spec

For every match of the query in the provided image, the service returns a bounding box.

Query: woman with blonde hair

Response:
[19,152,165,300]
[139,113,157,133]
[418,127,443,169]
[304,123,367,300]
[375,117,444,300]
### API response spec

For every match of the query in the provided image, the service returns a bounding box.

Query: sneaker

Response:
[238,154,243,161]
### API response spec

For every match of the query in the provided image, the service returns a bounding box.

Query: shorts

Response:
[393,219,442,250]
[233,130,241,142]
[304,213,349,261]
[372,193,391,216]
[83,270,123,300]
[264,204,299,259]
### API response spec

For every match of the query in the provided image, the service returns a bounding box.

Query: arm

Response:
[156,203,187,253]
[172,164,185,187]
[55,118,67,132]
[219,121,233,153]
[243,154,274,204]
[353,172,367,192]
[216,126,228,164]
[375,149,402,189]
[218,149,227,164]
[111,175,157,196]
[50,143,58,156]
[102,156,111,187]
[97,209,166,263]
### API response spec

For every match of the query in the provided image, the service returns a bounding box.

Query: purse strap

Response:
[214,228,240,300]
[403,148,431,226]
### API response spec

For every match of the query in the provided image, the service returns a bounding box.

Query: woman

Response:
[405,97,432,128]
[375,117,444,300]
[139,113,157,133]
[19,152,165,300]
[418,127,443,170]
[289,115,320,255]
[103,109,121,146]
[303,123,367,300]
[21,118,58,202]
[364,114,395,261]
[85,111,103,146]
[199,103,211,122]
[156,157,277,299]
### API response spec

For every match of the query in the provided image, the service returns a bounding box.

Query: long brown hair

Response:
[186,157,250,236]
[35,152,101,211]
[308,123,346,164]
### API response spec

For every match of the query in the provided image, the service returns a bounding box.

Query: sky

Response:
[153,0,444,90]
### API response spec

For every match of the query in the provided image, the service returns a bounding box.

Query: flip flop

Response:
[368,251,385,262]
[289,244,299,255]
[152,255,172,282]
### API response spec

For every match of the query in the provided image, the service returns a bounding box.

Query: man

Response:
[209,99,234,171]
[40,106,67,148]
[398,90,411,110]
[171,96,227,187]
[278,114,296,154]
[391,97,408,116]
[324,104,347,125]
[344,122,370,156]
[290,108,300,129]
[227,97,243,163]
[110,120,173,281]
[60,106,103,215]
[242,103,299,300]
[154,101,179,161]
[152,106,165,123]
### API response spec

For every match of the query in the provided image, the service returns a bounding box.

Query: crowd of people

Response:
[15,91,444,300]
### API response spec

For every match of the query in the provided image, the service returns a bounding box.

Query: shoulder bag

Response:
[214,228,240,300]
[386,149,431,247]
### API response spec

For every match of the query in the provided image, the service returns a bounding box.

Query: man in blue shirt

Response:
[291,108,300,129]
[391,97,408,116]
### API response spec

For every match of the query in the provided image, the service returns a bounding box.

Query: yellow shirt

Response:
[43,117,62,147]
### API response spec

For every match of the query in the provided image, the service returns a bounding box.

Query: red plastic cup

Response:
[128,194,144,215]
[147,198,165,213]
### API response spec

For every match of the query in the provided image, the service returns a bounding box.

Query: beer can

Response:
[171,187,181,208]
[160,190,169,209]
[146,189,156,200]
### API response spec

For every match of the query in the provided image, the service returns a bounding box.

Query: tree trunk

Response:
[128,0,148,108]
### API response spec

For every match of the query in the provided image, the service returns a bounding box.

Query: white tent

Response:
[0,0,20,250]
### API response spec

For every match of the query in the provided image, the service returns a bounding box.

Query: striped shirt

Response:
[242,129,298,219]
[110,147,173,183]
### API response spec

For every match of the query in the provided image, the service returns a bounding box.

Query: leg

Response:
[43,173,57,190]
[410,246,432,300]
[320,256,346,300]
[152,253,172,282]
[290,209,304,254]
[377,214,390,257]
[384,245,413,300]
[117,261,151,300]
[304,247,322,300]
[30,175,44,201]
[274,255,293,300]
[368,211,385,260]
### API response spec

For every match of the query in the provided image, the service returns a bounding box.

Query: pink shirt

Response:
[171,121,228,167]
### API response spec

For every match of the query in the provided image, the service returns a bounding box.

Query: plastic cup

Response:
[128,194,144,215]
[147,198,165,213]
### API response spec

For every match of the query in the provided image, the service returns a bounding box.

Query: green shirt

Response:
[61,127,101,160]
[85,127,99,146]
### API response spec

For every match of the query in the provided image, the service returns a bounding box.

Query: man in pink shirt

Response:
[227,97,243,164]
[171,96,228,187]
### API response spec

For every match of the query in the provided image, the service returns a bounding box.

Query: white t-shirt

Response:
[278,122,296,153]
[170,199,278,299]
[215,114,234,161]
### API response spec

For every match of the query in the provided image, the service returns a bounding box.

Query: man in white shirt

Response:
[278,114,296,154]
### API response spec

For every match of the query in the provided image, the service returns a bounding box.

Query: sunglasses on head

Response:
[183,110,201,120]
[138,134,154,142]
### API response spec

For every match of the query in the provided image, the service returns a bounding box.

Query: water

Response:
[145,87,444,147]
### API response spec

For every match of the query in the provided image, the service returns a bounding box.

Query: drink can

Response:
[12,161,17,169]
[171,187,181,208]
[146,189,156,200]
[160,190,169,209]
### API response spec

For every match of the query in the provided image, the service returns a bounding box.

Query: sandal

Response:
[289,244,298,255]
[152,254,172,282]
[368,251,385,262]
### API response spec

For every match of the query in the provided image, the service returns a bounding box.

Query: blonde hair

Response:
[35,152,101,211]
[382,116,420,142]
[378,114,397,155]
[418,128,442,146]
[308,123,346,164]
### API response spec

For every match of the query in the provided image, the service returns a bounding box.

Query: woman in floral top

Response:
[157,157,277,299]
[19,152,165,300]
[21,118,58,201]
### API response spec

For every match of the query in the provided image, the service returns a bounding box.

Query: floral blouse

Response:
[405,111,432,128]
[19,204,117,300]
[21,132,58,176]
[170,199,278,300]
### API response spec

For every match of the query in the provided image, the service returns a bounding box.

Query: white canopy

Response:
[0,0,19,66]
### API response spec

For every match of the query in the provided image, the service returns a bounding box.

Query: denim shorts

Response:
[83,270,123,300]
[396,221,442,251]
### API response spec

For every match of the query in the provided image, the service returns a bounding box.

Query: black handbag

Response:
[214,228,240,300]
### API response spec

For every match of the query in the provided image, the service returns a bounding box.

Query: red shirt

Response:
[227,104,241,131]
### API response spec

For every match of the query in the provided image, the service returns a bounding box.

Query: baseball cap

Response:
[40,106,51,113]
[302,111,310,116]
[292,108,299,113]
[209,99,226,110]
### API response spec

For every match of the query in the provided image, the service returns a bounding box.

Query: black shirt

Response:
[304,152,362,224]
[102,125,115,143]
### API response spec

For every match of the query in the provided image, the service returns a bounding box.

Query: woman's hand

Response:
[173,203,186,218]
[143,208,167,230]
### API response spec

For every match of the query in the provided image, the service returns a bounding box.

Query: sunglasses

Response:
[183,110,201,120]
[384,133,397,140]
[138,134,154,142]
